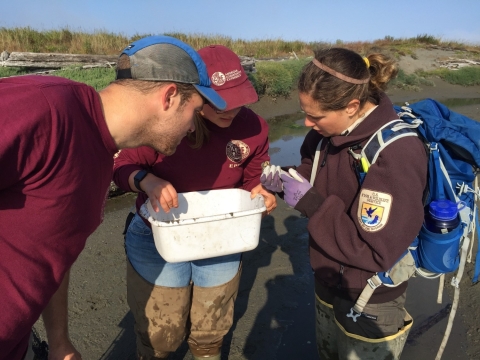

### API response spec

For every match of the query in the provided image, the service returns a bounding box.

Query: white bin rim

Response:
[139,189,266,228]
[140,201,265,227]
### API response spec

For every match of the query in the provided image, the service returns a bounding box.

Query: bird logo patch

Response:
[357,189,392,232]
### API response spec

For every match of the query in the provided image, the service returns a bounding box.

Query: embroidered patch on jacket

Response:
[357,189,392,232]
[226,140,250,163]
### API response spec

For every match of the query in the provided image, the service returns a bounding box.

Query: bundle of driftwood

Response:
[437,57,480,70]
[0,51,256,73]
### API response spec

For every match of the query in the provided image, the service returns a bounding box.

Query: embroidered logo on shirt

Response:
[226,140,250,163]
[357,189,392,232]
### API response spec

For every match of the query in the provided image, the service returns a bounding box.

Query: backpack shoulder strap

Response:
[361,119,420,168]
[310,139,324,185]
[348,119,422,321]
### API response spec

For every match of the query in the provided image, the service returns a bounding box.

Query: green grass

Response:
[249,59,309,97]
[2,58,477,99]
[0,26,130,54]
[53,66,115,90]
[2,27,480,97]
[2,26,480,58]
[0,66,115,91]
[390,69,436,91]
[0,67,29,77]
[413,66,480,87]
[430,67,480,86]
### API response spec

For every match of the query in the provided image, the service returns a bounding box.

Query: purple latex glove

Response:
[260,165,287,192]
[280,169,312,207]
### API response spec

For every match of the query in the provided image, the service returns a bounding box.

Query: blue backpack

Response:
[346,98,480,359]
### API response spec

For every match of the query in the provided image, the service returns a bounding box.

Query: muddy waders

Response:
[128,261,241,359]
[187,266,242,359]
[315,290,412,360]
[127,261,192,360]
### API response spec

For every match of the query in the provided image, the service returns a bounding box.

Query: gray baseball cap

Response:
[116,35,227,110]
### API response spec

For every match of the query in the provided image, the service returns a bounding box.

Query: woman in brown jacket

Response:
[262,48,428,359]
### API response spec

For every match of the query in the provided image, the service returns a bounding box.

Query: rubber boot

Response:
[127,261,192,360]
[336,312,413,360]
[315,294,339,360]
[187,266,242,359]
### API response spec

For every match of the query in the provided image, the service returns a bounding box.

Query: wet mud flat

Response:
[33,196,471,360]
[34,195,317,360]
[33,78,480,359]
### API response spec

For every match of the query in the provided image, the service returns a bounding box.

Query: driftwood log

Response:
[0,52,117,69]
[0,51,257,73]
[437,57,480,70]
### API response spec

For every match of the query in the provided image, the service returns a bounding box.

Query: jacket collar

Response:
[329,93,398,148]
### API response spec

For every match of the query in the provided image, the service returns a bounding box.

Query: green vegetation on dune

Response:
[249,59,310,97]
[0,27,131,54]
[429,67,480,86]
[2,27,480,58]
[0,67,26,77]
[54,67,115,90]
[1,27,480,97]
[390,69,436,92]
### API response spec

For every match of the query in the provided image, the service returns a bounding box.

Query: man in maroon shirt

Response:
[0,35,226,360]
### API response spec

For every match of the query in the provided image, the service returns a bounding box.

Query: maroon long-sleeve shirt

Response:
[113,106,270,217]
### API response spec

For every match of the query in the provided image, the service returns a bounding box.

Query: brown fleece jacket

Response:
[294,93,428,303]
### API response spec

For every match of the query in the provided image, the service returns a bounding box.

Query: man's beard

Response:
[142,111,189,155]
[154,143,177,156]
[147,136,178,156]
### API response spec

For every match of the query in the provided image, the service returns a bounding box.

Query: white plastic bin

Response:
[139,189,266,262]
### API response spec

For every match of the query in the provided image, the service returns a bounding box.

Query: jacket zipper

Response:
[320,138,331,167]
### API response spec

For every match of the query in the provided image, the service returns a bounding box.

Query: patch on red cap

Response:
[198,44,258,110]
[211,69,243,87]
[211,72,226,86]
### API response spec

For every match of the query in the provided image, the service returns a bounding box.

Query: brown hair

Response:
[298,48,398,111]
[186,112,210,149]
[113,54,198,108]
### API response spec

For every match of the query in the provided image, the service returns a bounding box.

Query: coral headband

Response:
[312,58,370,85]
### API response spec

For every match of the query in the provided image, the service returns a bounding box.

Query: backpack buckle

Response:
[347,307,362,322]
[367,275,383,289]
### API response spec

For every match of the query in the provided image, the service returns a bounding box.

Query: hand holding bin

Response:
[139,189,266,262]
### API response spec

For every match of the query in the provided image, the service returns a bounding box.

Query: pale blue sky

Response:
[2,0,479,44]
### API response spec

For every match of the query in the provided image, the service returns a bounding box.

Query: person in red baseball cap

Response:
[113,45,276,360]
[200,45,258,111]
